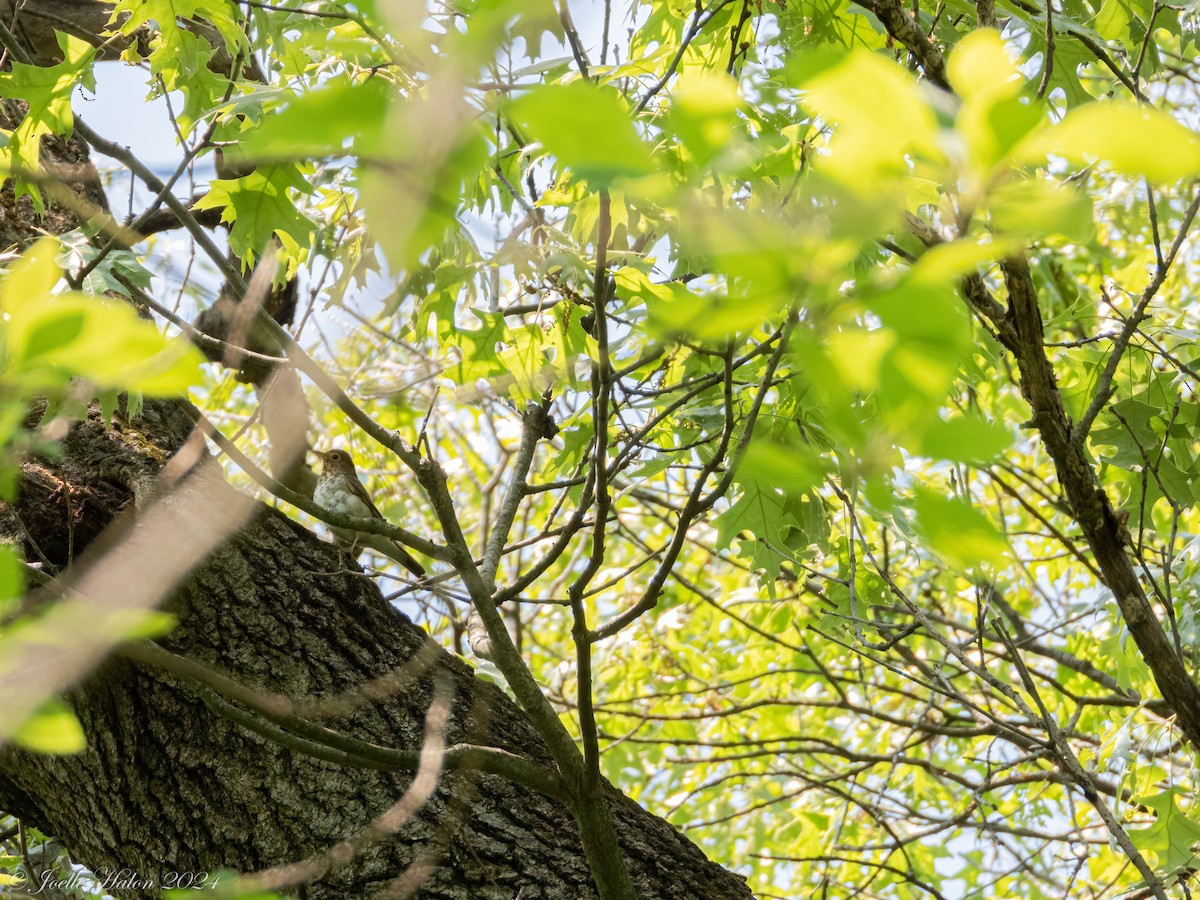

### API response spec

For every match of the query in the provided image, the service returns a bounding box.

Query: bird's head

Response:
[314,447,358,477]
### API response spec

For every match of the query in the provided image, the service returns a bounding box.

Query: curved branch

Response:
[120,641,569,803]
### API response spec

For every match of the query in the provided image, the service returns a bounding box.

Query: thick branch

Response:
[998,255,1200,750]
[850,0,950,89]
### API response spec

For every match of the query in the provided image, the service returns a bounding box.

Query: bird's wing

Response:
[341,475,386,520]
[347,478,424,576]
[360,484,388,521]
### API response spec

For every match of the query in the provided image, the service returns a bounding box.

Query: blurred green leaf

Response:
[239,77,390,159]
[919,415,1013,463]
[912,489,1009,569]
[989,178,1094,240]
[509,81,655,184]
[740,439,830,493]
[0,544,20,606]
[1,241,204,393]
[666,71,742,167]
[1017,102,1200,180]
[801,49,942,191]
[947,29,1022,102]
[11,699,86,755]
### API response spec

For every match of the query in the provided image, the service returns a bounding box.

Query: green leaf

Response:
[919,415,1013,463]
[1129,789,1200,874]
[1017,102,1200,181]
[1094,0,1132,41]
[801,49,942,191]
[845,281,972,434]
[0,544,20,612]
[0,33,95,203]
[666,71,743,167]
[11,699,86,755]
[239,77,391,159]
[616,267,783,340]
[3,236,60,301]
[6,296,203,392]
[361,121,489,271]
[106,609,179,641]
[192,164,316,264]
[947,28,1022,102]
[113,0,244,132]
[165,874,279,899]
[912,489,1009,570]
[909,237,1022,284]
[1,241,204,393]
[508,81,655,185]
[715,470,829,580]
[740,439,830,493]
[945,31,1045,172]
[989,178,1094,240]
[57,230,155,298]
[22,308,87,363]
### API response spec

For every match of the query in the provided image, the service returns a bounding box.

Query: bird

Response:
[312,447,426,578]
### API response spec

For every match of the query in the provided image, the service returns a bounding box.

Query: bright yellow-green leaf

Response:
[6,295,203,392]
[1016,102,1200,181]
[0,544,21,606]
[239,78,391,160]
[1,242,204,393]
[2,237,60,306]
[947,31,1042,172]
[919,414,1013,463]
[509,81,655,184]
[741,440,830,493]
[826,329,895,391]
[989,178,1094,240]
[103,609,179,641]
[958,94,1045,172]
[909,237,1019,284]
[667,71,742,166]
[11,699,86,754]
[803,50,942,190]
[617,266,783,340]
[913,489,1009,569]
[948,29,1022,102]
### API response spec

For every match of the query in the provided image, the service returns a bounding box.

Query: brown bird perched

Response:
[312,448,426,578]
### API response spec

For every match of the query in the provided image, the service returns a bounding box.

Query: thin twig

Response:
[1036,0,1055,99]
[1074,183,1200,444]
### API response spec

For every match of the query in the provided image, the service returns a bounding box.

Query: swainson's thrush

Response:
[313,448,426,578]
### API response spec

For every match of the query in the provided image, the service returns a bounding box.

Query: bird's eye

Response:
[330,452,340,460]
